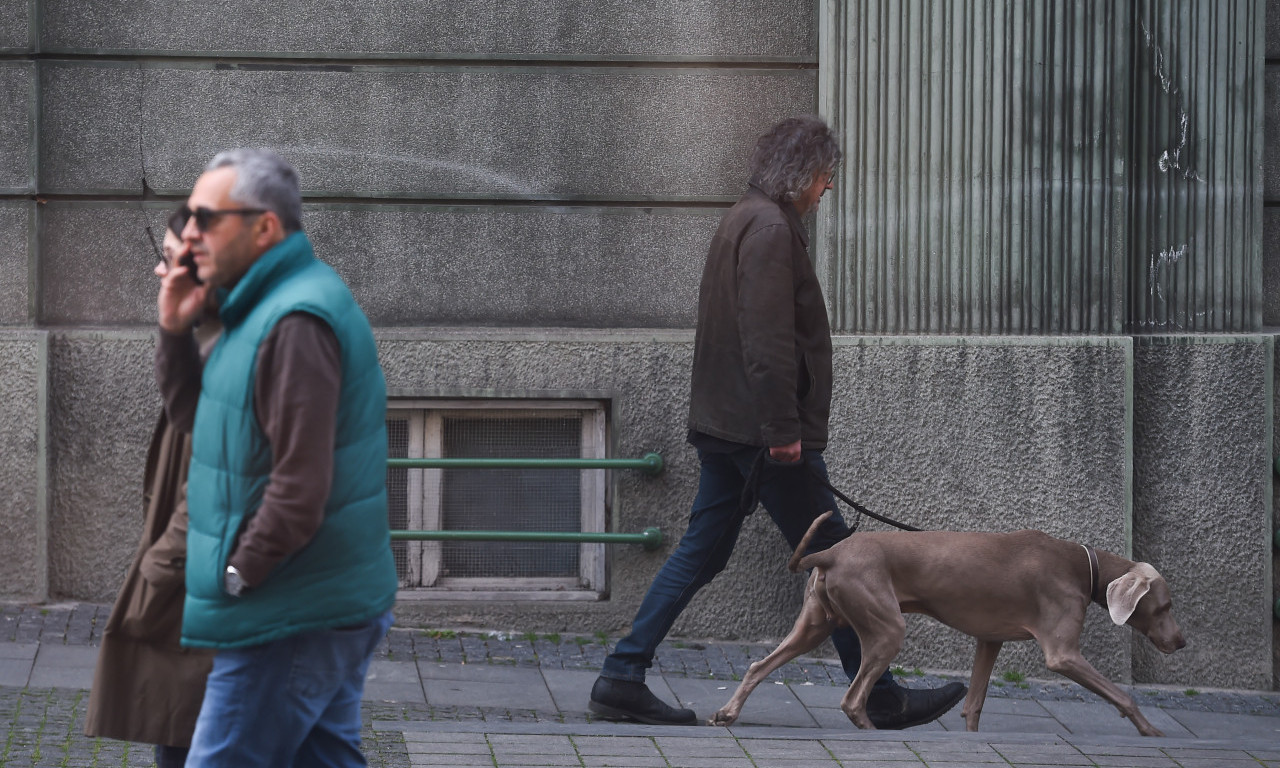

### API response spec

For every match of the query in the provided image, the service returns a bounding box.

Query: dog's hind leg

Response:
[837,589,906,730]
[962,640,1001,731]
[710,574,837,726]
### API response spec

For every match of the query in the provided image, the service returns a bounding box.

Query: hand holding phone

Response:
[178,249,203,285]
[146,224,202,285]
[149,224,209,333]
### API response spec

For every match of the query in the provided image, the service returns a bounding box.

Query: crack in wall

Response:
[136,63,146,194]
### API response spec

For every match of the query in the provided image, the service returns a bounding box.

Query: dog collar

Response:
[1082,544,1101,605]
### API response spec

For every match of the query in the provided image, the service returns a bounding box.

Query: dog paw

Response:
[708,710,737,727]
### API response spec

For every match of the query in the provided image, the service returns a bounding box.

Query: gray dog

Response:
[710,512,1186,736]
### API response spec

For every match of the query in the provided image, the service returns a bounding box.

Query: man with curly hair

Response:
[589,116,966,729]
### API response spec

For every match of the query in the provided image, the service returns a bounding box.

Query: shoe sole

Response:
[588,699,698,726]
[870,685,968,731]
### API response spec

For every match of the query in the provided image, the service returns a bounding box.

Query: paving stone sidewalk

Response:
[1,603,1279,767]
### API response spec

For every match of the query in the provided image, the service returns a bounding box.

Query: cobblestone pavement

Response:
[2,602,1278,767]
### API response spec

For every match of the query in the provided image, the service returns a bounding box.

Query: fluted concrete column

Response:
[1129,0,1264,332]
[818,0,1263,335]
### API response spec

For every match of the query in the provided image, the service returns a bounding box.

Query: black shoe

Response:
[588,676,697,725]
[866,682,966,730]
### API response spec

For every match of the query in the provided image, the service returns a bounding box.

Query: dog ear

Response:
[1106,568,1153,626]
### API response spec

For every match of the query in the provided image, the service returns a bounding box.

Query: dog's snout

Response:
[1155,629,1186,654]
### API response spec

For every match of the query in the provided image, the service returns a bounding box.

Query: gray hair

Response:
[206,148,303,233]
[748,115,842,202]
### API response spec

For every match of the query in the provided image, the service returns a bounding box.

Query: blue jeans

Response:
[155,745,188,768]
[185,610,393,768]
[601,447,892,691]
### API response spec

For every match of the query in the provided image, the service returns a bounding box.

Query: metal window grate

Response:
[440,414,581,578]
[385,417,411,586]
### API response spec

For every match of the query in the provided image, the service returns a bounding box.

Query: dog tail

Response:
[787,510,834,573]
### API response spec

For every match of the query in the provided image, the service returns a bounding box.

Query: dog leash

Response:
[737,449,922,532]
[804,464,922,532]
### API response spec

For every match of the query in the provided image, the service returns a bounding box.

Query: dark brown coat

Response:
[687,184,833,449]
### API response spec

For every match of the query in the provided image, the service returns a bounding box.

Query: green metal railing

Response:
[389,453,664,550]
[390,527,663,550]
[387,452,663,475]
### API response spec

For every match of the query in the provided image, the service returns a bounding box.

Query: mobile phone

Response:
[179,250,204,285]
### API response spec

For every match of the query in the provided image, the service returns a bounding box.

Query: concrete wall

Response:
[1265,0,1280,689]
[1133,336,1274,689]
[0,201,31,324]
[0,333,46,602]
[0,0,1274,692]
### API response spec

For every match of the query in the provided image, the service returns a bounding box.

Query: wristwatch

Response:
[224,565,249,598]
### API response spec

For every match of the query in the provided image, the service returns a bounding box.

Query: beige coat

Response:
[85,322,220,747]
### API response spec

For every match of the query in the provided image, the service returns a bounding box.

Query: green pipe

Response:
[390,527,663,551]
[387,452,664,475]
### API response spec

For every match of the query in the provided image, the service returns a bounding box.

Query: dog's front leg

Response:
[710,576,836,726]
[1041,643,1163,737]
[962,639,1002,731]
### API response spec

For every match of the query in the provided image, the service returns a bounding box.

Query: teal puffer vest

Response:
[182,232,397,648]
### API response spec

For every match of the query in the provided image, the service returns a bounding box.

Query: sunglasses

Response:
[168,205,267,235]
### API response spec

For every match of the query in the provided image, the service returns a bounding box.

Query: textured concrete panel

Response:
[0,331,46,601]
[46,332,158,601]
[377,333,1136,682]
[0,201,31,324]
[0,0,28,51]
[41,64,815,198]
[1274,338,1280,691]
[40,0,815,61]
[39,202,714,328]
[34,329,1259,688]
[1133,335,1273,689]
[38,64,141,194]
[0,63,34,192]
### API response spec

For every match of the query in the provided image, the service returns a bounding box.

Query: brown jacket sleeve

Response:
[226,312,341,588]
[735,223,801,447]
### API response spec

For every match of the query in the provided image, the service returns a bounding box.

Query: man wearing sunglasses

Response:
[156,148,397,767]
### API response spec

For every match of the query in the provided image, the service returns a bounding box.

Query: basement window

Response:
[385,399,608,600]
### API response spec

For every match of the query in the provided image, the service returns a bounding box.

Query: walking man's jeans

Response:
[600,446,892,691]
[185,609,393,768]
